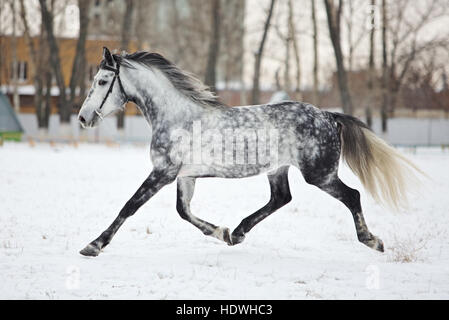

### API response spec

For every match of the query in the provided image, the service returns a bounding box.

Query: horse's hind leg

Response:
[176,177,231,244]
[306,172,384,252]
[230,166,292,246]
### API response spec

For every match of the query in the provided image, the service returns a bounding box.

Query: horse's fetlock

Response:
[281,193,292,205]
[357,231,372,243]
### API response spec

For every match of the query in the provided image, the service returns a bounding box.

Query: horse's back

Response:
[176,101,340,179]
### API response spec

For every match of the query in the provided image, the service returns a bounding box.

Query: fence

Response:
[17,114,449,146]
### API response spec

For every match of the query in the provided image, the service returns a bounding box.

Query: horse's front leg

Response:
[80,167,178,257]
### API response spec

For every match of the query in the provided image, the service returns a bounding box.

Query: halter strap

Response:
[96,63,129,117]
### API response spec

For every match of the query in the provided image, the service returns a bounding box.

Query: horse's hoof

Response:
[211,227,232,245]
[362,235,384,253]
[229,232,245,246]
[222,228,232,245]
[374,238,385,252]
[79,244,101,257]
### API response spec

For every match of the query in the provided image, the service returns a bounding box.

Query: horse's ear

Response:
[102,47,114,66]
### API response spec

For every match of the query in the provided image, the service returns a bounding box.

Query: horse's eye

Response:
[98,80,107,86]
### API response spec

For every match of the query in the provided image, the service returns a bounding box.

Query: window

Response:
[95,0,101,6]
[10,61,28,82]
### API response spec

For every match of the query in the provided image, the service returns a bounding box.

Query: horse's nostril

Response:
[79,115,86,125]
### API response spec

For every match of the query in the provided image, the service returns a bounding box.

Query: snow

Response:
[1,142,448,299]
[1,85,62,97]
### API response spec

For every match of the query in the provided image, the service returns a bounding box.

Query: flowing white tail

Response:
[333,113,423,210]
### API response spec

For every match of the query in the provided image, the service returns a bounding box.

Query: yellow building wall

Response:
[0,36,139,114]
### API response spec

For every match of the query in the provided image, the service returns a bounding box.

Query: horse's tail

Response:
[330,112,423,210]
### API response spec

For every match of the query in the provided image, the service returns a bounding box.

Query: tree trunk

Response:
[117,0,134,132]
[324,0,353,115]
[39,0,70,124]
[121,0,134,51]
[204,0,221,93]
[275,68,281,91]
[79,54,87,99]
[251,0,276,105]
[38,69,52,131]
[311,0,319,105]
[346,0,354,71]
[381,0,389,132]
[366,0,376,128]
[0,4,3,87]
[69,0,90,108]
[19,0,46,129]
[288,0,301,97]
[284,18,291,93]
[9,0,20,113]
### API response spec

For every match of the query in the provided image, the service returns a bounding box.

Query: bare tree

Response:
[117,0,134,131]
[272,6,287,91]
[311,0,319,105]
[272,0,300,96]
[377,0,449,132]
[121,0,134,51]
[275,67,282,90]
[39,0,70,125]
[131,0,244,102]
[386,0,449,120]
[381,0,389,132]
[366,0,376,128]
[252,0,276,105]
[204,0,221,92]
[401,50,447,114]
[344,0,368,71]
[284,22,291,93]
[18,0,51,130]
[0,0,4,87]
[7,0,19,113]
[273,2,291,93]
[220,0,245,92]
[69,0,90,110]
[324,0,353,115]
[288,0,301,96]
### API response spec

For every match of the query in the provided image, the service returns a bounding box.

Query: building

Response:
[0,0,246,116]
[0,35,138,114]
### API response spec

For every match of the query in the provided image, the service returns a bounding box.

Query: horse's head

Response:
[78,47,129,128]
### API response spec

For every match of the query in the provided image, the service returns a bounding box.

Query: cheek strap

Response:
[95,64,129,118]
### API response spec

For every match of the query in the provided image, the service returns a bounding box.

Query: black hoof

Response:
[229,232,245,246]
[79,243,101,257]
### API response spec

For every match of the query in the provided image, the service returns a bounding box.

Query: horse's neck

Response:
[126,67,200,129]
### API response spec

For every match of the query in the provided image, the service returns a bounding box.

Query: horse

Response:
[77,47,420,257]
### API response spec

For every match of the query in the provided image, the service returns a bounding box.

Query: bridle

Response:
[95,63,129,120]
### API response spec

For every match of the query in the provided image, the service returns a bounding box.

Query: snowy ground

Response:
[1,142,448,299]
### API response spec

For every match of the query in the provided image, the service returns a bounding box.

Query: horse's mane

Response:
[113,51,227,109]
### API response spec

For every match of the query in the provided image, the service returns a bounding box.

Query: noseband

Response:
[95,64,129,120]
